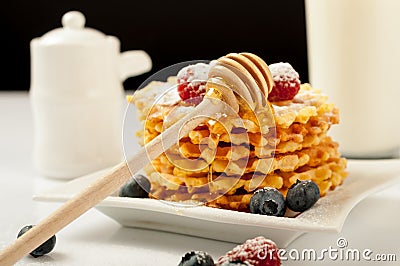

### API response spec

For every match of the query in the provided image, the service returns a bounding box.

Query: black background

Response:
[0,0,308,91]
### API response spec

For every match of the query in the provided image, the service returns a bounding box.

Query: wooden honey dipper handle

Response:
[0,95,225,266]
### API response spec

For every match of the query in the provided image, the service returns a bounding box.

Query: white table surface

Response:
[0,91,399,266]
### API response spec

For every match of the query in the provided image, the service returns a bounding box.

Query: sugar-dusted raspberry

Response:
[177,63,211,104]
[217,236,280,266]
[268,62,300,102]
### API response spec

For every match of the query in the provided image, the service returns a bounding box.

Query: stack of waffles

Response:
[129,74,347,212]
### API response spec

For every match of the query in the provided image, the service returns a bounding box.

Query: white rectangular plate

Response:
[34,159,400,247]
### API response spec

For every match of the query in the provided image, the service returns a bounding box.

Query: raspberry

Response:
[217,236,280,266]
[267,62,300,102]
[177,63,210,104]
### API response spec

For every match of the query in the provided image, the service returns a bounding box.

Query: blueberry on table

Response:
[119,174,151,198]
[17,225,56,258]
[286,179,320,212]
[250,187,286,217]
[178,251,215,266]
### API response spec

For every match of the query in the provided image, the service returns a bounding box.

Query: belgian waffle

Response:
[129,77,347,211]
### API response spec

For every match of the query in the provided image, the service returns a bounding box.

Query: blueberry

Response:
[286,180,320,212]
[17,225,56,258]
[178,251,215,266]
[219,260,248,265]
[119,174,151,198]
[250,187,286,216]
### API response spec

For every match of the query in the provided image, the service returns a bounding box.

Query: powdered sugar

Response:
[195,251,210,264]
[177,63,210,84]
[130,79,181,109]
[217,236,280,266]
[269,62,300,84]
[163,105,195,128]
[180,83,206,97]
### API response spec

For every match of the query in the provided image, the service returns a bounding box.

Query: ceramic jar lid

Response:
[38,11,107,45]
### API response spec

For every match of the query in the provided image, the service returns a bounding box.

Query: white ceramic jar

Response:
[30,11,152,178]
